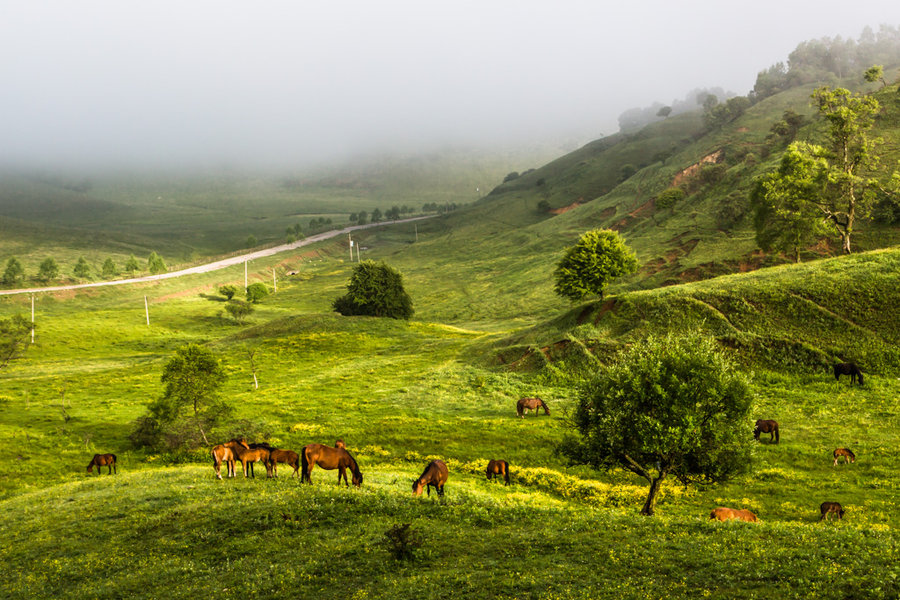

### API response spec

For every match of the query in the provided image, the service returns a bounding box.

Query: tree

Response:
[101,258,117,279]
[148,251,167,274]
[656,106,672,118]
[246,234,257,248]
[2,258,24,286]
[133,344,229,449]
[124,254,140,275]
[37,257,60,282]
[73,257,91,280]
[864,64,887,88]
[245,282,270,303]
[752,143,831,261]
[224,299,254,323]
[333,260,413,319]
[357,210,368,225]
[558,332,752,516]
[0,314,31,371]
[553,229,638,302]
[371,208,383,223]
[218,284,239,300]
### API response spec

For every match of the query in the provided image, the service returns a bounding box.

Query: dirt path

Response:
[0,215,435,297]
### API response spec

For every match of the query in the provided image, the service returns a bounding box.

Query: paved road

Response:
[0,215,435,297]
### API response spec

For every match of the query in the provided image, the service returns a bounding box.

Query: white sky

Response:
[1,0,898,170]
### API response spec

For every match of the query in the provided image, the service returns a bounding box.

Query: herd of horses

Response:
[718,363,865,523]
[86,366,864,519]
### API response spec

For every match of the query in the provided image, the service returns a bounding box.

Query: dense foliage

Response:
[553,229,638,302]
[333,260,414,319]
[559,332,753,515]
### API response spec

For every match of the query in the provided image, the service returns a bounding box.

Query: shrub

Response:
[655,188,685,210]
[219,284,239,300]
[381,523,424,561]
[246,283,270,303]
[333,260,413,319]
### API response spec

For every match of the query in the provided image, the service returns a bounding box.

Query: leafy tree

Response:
[864,64,886,88]
[553,229,638,302]
[371,208,383,223]
[503,172,520,183]
[148,251,167,274]
[218,284,239,300]
[756,87,885,254]
[333,260,413,319]
[2,258,24,286]
[349,212,358,222]
[73,257,91,280]
[537,199,552,213]
[655,188,685,210]
[133,344,229,449]
[0,314,31,370]
[656,106,672,118]
[101,258,117,279]
[767,110,806,145]
[224,299,254,323]
[752,143,831,261]
[37,257,60,282]
[246,235,257,248]
[357,210,368,225]
[246,282,270,303]
[124,254,140,275]
[559,332,752,516]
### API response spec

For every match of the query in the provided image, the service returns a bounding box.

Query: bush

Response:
[655,188,685,210]
[246,283,270,303]
[219,284,239,300]
[224,300,254,323]
[333,260,413,319]
[381,523,424,561]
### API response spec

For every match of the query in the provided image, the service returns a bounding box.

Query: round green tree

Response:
[333,260,413,319]
[2,257,25,286]
[553,229,638,302]
[37,257,60,282]
[558,332,752,516]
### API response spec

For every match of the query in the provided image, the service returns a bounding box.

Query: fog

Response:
[1,0,897,171]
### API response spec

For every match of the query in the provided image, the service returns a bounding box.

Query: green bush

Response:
[333,260,413,320]
[655,188,685,210]
[246,283,270,303]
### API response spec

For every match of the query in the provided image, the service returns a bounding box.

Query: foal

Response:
[833,448,856,466]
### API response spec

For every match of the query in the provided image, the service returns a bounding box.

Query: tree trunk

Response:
[640,474,666,516]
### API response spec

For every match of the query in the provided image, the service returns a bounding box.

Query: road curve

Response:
[0,215,435,297]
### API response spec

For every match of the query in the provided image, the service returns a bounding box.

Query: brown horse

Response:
[413,460,448,496]
[232,443,273,478]
[269,449,301,478]
[87,453,117,475]
[833,448,856,466]
[754,419,779,443]
[211,439,248,479]
[517,397,549,418]
[709,507,758,522]
[301,442,362,487]
[833,362,864,386]
[820,501,845,521]
[486,459,510,485]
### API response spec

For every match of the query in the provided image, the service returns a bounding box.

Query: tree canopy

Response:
[0,314,31,371]
[3,258,24,286]
[558,332,753,516]
[553,229,638,302]
[333,260,413,319]
[37,257,59,282]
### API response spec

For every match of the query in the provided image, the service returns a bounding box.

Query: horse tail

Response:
[301,447,310,483]
[774,424,780,444]
[858,371,864,386]
[504,462,511,485]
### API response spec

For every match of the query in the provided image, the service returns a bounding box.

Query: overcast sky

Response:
[1,1,898,170]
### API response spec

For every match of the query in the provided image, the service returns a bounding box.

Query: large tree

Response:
[754,87,886,254]
[37,257,60,282]
[559,332,752,516]
[333,260,413,319]
[133,344,229,449]
[553,229,638,302]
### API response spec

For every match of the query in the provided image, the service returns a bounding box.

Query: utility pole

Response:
[348,233,353,261]
[30,294,34,344]
[273,268,277,292]
[415,224,418,242]
[244,261,248,289]
[144,296,150,326]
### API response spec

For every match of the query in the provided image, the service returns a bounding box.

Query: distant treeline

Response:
[617,24,900,134]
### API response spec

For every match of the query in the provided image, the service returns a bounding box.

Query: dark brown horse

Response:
[833,448,856,466]
[269,449,301,478]
[834,362,863,386]
[486,459,510,485]
[517,397,549,418]
[87,453,117,475]
[710,507,757,522]
[413,460,448,496]
[754,419,779,444]
[232,443,273,478]
[301,442,362,487]
[211,439,248,479]
[819,501,845,521]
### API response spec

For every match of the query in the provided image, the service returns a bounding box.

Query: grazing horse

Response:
[211,439,248,479]
[833,448,856,466]
[709,507,758,522]
[754,419,779,444]
[87,453,117,475]
[819,502,845,521]
[833,362,864,386]
[413,460,448,497]
[232,443,273,478]
[485,459,510,485]
[517,397,550,418]
[269,449,301,478]
[301,443,362,487]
